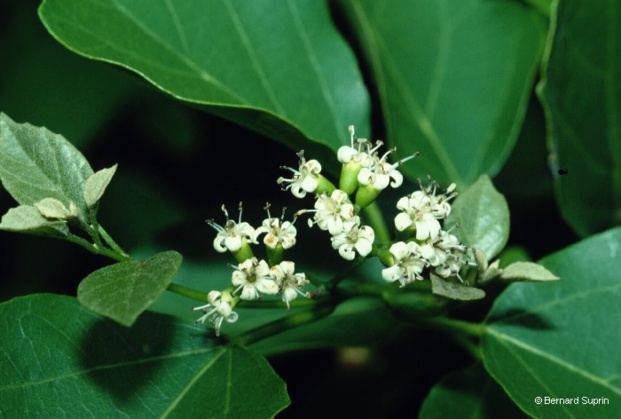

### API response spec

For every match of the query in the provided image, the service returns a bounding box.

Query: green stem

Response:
[238,297,319,309]
[98,225,129,257]
[64,233,129,262]
[167,283,207,302]
[421,316,486,337]
[363,201,391,243]
[231,303,335,346]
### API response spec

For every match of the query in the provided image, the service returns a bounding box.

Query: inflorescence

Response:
[194,126,472,336]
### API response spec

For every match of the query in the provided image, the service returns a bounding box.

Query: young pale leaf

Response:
[537,0,621,237]
[500,261,559,282]
[33,197,73,219]
[446,175,510,260]
[339,0,547,186]
[482,227,621,418]
[78,250,183,327]
[0,294,290,418]
[0,112,93,213]
[38,0,371,169]
[0,204,68,236]
[419,363,525,419]
[430,273,486,301]
[83,164,118,207]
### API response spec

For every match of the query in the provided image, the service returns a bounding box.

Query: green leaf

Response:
[78,250,183,326]
[446,175,510,260]
[0,294,289,418]
[500,261,559,282]
[38,0,371,164]
[0,204,69,237]
[0,113,93,214]
[83,164,118,208]
[340,0,547,186]
[430,273,485,301]
[419,363,525,419]
[33,197,74,219]
[537,0,621,236]
[482,227,621,418]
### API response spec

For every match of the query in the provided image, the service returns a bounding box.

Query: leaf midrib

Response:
[0,346,221,391]
[486,328,621,396]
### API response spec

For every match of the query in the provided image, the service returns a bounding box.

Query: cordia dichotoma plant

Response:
[1,0,620,418]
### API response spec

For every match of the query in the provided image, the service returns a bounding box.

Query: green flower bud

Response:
[339,161,362,195]
[231,237,254,264]
[355,183,382,211]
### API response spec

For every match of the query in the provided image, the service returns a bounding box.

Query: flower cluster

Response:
[196,203,309,336]
[382,179,469,286]
[280,126,417,261]
[277,126,471,284]
[197,126,474,335]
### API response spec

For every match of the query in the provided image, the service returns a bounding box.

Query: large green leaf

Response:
[537,0,621,236]
[419,363,525,419]
[340,0,547,186]
[0,294,289,418]
[0,113,93,213]
[482,227,621,418]
[77,250,183,327]
[38,0,370,168]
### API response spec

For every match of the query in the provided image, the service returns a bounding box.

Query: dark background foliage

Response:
[0,1,583,417]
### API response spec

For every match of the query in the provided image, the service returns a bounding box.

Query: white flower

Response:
[394,193,441,241]
[277,152,322,198]
[431,183,456,219]
[394,182,457,239]
[207,204,255,253]
[357,147,405,191]
[270,261,309,309]
[357,143,418,191]
[231,257,279,300]
[331,219,375,260]
[381,241,429,287]
[309,189,356,235]
[193,291,239,336]
[431,231,469,280]
[253,205,297,249]
[337,125,374,166]
[419,242,448,267]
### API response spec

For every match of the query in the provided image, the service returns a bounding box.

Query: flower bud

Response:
[339,161,362,195]
[354,183,382,211]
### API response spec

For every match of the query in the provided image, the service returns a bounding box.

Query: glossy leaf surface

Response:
[482,227,621,418]
[341,0,547,186]
[537,0,621,236]
[38,0,371,167]
[0,294,290,418]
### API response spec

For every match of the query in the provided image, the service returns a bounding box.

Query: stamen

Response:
[367,140,384,155]
[398,151,419,165]
[206,219,224,232]
[348,125,355,147]
[264,202,272,222]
